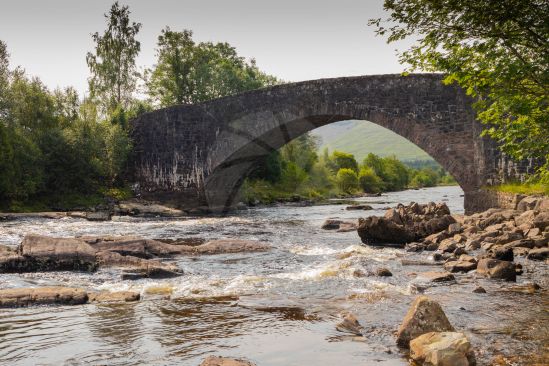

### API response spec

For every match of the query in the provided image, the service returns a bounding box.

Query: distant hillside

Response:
[311,120,434,163]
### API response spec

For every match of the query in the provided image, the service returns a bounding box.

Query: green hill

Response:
[311,120,434,163]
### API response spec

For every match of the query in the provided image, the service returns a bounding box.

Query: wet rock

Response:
[86,211,112,221]
[19,235,98,271]
[416,271,455,283]
[88,291,140,303]
[336,312,364,336]
[358,202,455,246]
[476,258,516,281]
[410,332,476,366]
[0,287,88,308]
[337,223,358,232]
[346,204,373,211]
[321,219,356,230]
[376,267,393,277]
[199,356,256,366]
[193,239,271,254]
[517,196,540,211]
[472,286,486,293]
[438,239,457,253]
[514,210,537,227]
[526,247,549,261]
[396,296,454,348]
[453,247,467,256]
[487,246,514,261]
[533,211,549,231]
[116,200,185,217]
[443,255,477,273]
[96,251,182,278]
[447,223,462,235]
[424,231,450,245]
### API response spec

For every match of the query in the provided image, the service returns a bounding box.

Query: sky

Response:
[0,0,411,96]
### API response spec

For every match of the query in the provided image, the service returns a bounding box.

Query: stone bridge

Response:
[130,73,503,213]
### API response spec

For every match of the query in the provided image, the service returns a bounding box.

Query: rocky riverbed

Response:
[0,186,547,365]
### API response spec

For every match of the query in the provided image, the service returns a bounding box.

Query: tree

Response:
[146,29,278,106]
[0,40,10,123]
[370,0,549,182]
[86,1,141,116]
[336,168,359,193]
[358,167,383,193]
[280,134,319,172]
[330,150,359,172]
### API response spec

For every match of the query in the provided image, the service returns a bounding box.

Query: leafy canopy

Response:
[369,0,549,182]
[146,27,278,107]
[86,1,141,116]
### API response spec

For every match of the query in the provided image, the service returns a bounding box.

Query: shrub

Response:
[336,168,359,193]
[358,167,383,193]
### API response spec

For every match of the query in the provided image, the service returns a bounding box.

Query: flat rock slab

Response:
[193,239,271,255]
[88,291,140,303]
[200,356,256,366]
[0,287,88,308]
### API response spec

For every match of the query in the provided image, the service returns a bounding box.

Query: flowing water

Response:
[0,186,547,366]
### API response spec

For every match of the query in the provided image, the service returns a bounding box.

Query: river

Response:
[0,186,547,365]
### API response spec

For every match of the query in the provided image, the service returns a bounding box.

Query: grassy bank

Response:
[487,182,549,196]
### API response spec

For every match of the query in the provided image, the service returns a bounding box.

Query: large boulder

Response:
[410,332,476,366]
[0,287,88,308]
[199,356,256,366]
[533,211,549,231]
[476,258,516,281]
[396,296,455,348]
[21,235,98,271]
[358,202,455,246]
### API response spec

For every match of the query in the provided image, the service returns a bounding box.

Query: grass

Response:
[487,182,549,196]
[1,186,135,213]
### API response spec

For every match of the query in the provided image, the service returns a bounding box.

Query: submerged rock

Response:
[376,267,393,277]
[336,312,364,336]
[321,219,357,231]
[346,204,373,211]
[396,296,454,348]
[416,271,455,283]
[0,287,88,308]
[410,332,476,366]
[199,356,256,366]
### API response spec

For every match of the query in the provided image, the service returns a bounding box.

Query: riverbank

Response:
[0,186,546,365]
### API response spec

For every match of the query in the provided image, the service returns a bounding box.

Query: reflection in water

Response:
[0,187,547,365]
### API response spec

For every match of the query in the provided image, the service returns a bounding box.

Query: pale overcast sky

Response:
[0,0,411,96]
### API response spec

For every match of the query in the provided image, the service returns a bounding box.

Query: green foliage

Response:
[329,150,359,173]
[358,167,383,193]
[370,0,549,180]
[0,39,133,209]
[86,1,141,116]
[280,134,319,172]
[487,181,549,196]
[336,168,359,193]
[147,27,278,107]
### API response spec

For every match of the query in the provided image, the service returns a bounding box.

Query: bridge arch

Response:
[131,74,495,212]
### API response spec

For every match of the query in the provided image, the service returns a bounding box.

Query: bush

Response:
[336,168,359,193]
[358,167,383,193]
[330,150,358,173]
